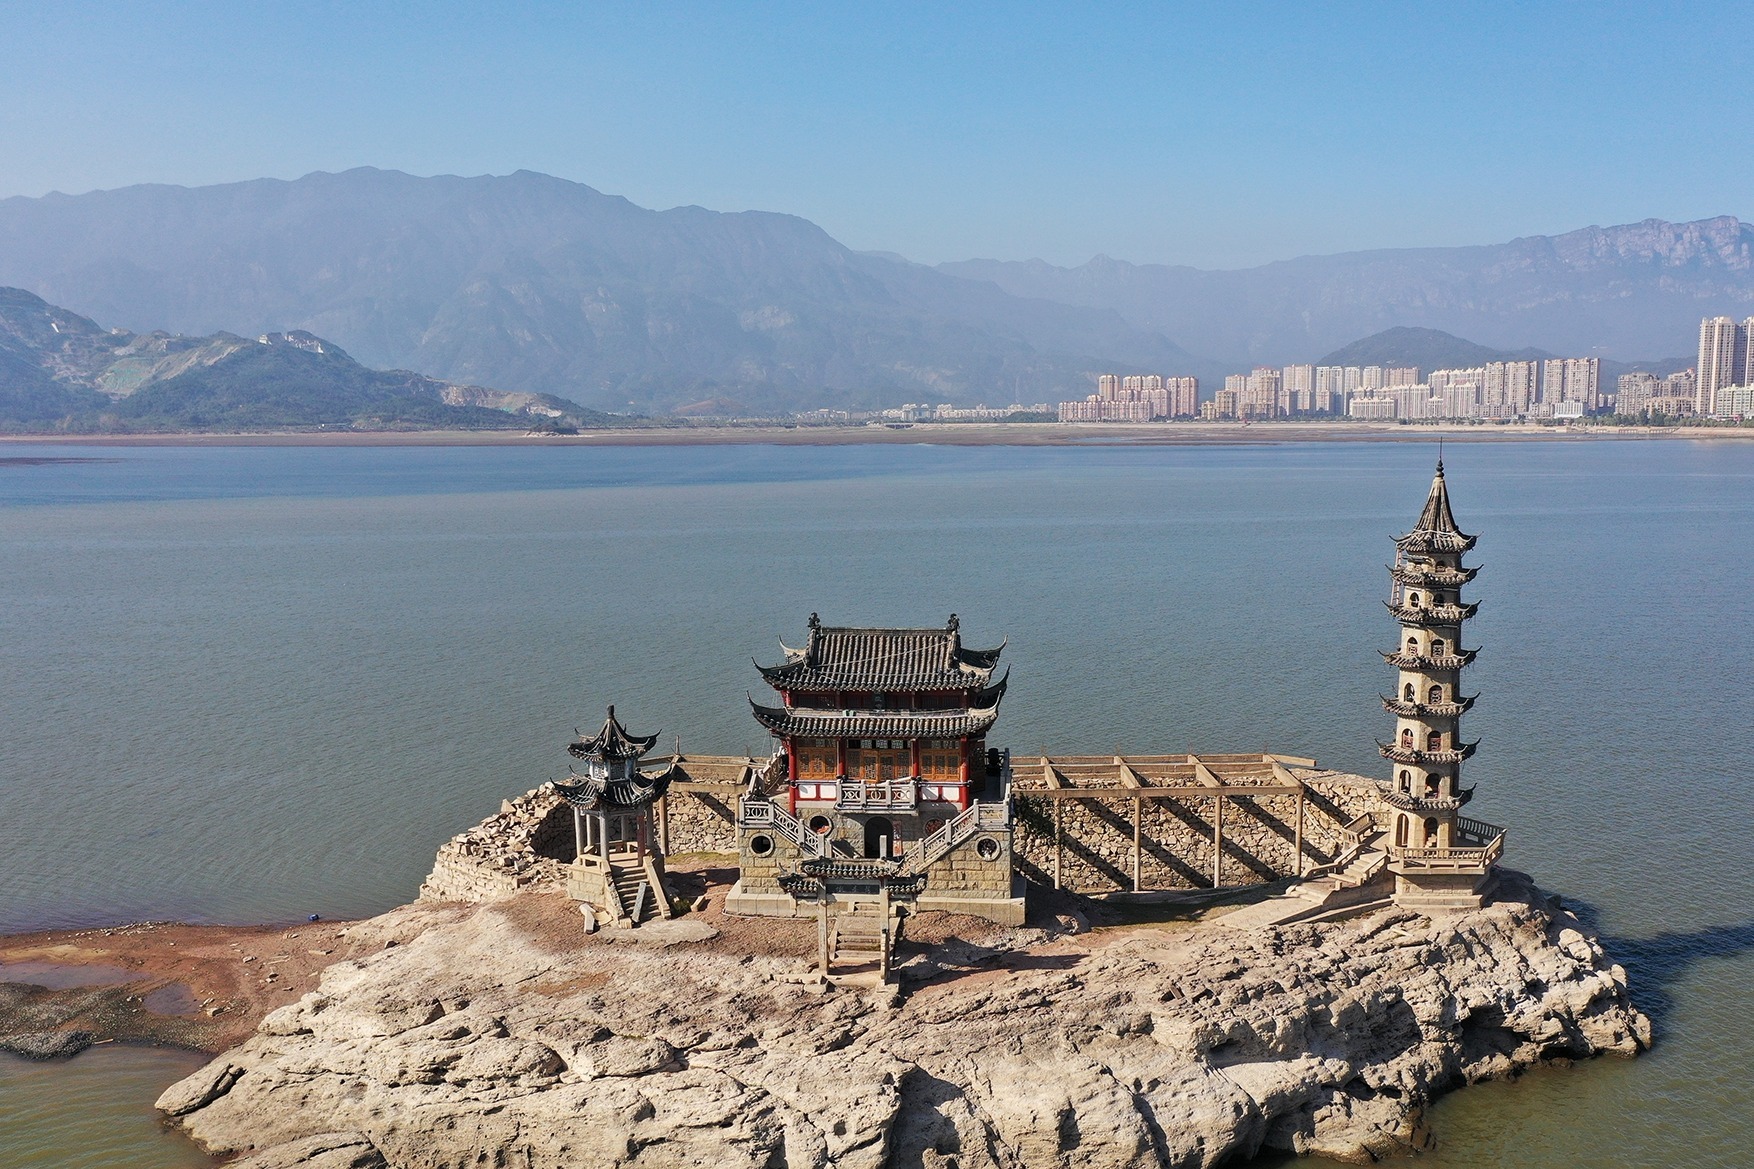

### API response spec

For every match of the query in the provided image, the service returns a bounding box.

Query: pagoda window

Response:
[1408,592,1421,606]
[1400,728,1414,749]
[796,740,837,779]
[848,741,910,782]
[1403,682,1416,701]
[1406,636,1418,652]
[1432,639,1447,655]
[1424,774,1440,797]
[1428,684,1443,703]
[921,743,960,780]
[1427,730,1443,751]
[1398,769,1411,792]
[1423,817,1439,846]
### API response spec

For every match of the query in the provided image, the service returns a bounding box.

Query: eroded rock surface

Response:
[159,875,1647,1168]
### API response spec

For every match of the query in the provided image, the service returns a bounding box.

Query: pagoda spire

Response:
[1377,461,1503,911]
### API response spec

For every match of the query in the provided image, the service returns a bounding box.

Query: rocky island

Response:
[0,463,1650,1167]
[142,858,1642,1169]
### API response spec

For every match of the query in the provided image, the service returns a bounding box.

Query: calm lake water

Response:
[1,437,1749,1167]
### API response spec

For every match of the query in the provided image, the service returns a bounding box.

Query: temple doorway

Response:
[863,817,893,859]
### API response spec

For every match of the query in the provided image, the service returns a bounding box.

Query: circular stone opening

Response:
[749,834,775,857]
[975,836,1002,861]
[807,815,832,835]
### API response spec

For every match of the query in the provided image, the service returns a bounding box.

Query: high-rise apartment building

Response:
[1696,316,1749,416]
[1541,358,1601,410]
[1282,364,1315,413]
[1483,361,1539,415]
[1385,367,1421,388]
[1362,366,1386,391]
[1241,367,1282,418]
[1616,372,1660,416]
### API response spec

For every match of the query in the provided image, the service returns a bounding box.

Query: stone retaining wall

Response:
[422,769,1385,905]
[1012,770,1381,894]
[659,790,741,855]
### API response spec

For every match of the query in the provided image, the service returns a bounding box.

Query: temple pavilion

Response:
[1376,460,1505,909]
[556,707,676,927]
[724,614,1025,925]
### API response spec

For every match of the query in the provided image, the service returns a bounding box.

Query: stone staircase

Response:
[606,859,658,927]
[1219,836,1391,931]
[825,904,891,987]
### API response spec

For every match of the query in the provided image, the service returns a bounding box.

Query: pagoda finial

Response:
[807,612,820,631]
[607,704,615,721]
[1436,437,1444,475]
[947,612,960,632]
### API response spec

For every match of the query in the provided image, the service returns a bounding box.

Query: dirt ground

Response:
[0,857,1255,1057]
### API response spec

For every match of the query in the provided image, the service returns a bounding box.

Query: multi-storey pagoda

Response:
[1377,461,1505,909]
[724,614,1024,925]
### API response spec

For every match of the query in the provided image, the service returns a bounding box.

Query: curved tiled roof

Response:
[749,700,1001,740]
[1397,460,1477,554]
[553,768,672,810]
[566,706,660,762]
[757,613,1004,693]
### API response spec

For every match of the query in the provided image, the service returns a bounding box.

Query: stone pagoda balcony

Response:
[1385,600,1479,625]
[1380,694,1476,718]
[1389,564,1478,589]
[1378,740,1478,766]
[1382,648,1478,671]
[1388,815,1505,876]
[835,778,919,814]
[1381,787,1474,813]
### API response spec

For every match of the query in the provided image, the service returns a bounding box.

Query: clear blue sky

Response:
[0,2,1742,268]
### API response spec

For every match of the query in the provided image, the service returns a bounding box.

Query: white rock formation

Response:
[159,874,1647,1168]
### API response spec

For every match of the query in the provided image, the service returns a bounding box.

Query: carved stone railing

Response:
[1391,823,1504,873]
[836,778,919,813]
[906,796,1010,873]
[738,798,829,858]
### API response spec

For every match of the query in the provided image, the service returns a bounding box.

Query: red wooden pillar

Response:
[958,736,970,808]
[910,739,922,779]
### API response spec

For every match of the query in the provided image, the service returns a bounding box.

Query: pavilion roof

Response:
[553,767,671,811]
[566,705,660,762]
[756,613,1003,693]
[749,700,1001,741]
[1397,460,1477,553]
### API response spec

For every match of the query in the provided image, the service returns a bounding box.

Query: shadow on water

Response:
[1587,915,1754,1037]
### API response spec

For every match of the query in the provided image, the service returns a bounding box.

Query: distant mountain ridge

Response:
[0,168,1203,414]
[1315,326,1692,384]
[942,217,1753,366]
[0,169,1738,408]
[0,287,597,432]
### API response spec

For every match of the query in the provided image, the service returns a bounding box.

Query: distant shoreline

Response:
[3,421,1752,448]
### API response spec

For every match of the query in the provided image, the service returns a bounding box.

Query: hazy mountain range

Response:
[0,168,1736,414]
[0,169,1197,416]
[0,287,597,431]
